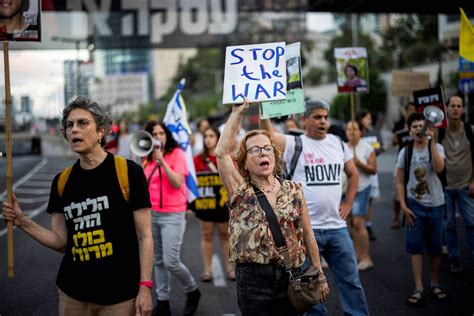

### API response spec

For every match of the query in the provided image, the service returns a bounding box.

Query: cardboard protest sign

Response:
[413,86,448,128]
[189,172,228,222]
[260,42,305,119]
[223,42,287,104]
[335,47,369,94]
[190,171,229,222]
[391,70,430,97]
[0,0,41,41]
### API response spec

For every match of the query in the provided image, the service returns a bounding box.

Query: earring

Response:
[98,139,101,143]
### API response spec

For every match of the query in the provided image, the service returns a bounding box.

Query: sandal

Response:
[429,285,447,301]
[227,270,236,281]
[406,290,424,307]
[200,272,213,282]
[390,219,401,229]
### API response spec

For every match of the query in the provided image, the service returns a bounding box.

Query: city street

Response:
[0,148,473,315]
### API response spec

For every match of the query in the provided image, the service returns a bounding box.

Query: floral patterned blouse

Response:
[228,179,306,268]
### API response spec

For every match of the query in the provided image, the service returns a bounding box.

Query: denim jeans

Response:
[406,199,444,255]
[443,187,474,259]
[352,185,372,217]
[151,211,197,301]
[235,262,297,316]
[306,228,369,316]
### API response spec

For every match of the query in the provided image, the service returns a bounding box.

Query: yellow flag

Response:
[460,8,474,62]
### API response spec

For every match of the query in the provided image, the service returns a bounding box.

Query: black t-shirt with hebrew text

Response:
[47,153,151,305]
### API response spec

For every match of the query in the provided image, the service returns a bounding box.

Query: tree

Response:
[325,14,387,119]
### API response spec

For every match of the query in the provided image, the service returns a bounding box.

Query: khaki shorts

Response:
[58,289,135,316]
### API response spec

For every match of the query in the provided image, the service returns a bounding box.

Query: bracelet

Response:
[139,280,153,289]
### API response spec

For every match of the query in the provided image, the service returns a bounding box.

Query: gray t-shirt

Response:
[396,143,445,207]
[442,125,474,189]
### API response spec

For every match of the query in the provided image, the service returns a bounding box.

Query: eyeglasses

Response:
[247,145,274,157]
[65,119,92,130]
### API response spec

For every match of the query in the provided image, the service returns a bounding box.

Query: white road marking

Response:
[19,181,52,187]
[16,196,50,203]
[212,254,227,287]
[13,188,51,195]
[0,159,48,200]
[0,202,48,237]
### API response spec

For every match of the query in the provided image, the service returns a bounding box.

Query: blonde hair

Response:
[233,130,284,178]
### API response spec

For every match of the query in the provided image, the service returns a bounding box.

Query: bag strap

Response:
[57,165,73,198]
[206,158,218,173]
[286,135,302,180]
[114,156,129,202]
[58,156,130,202]
[251,183,291,267]
[464,122,474,166]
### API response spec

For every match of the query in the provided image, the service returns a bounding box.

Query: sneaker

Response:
[321,255,329,269]
[450,258,463,273]
[183,288,201,316]
[390,219,401,229]
[442,246,449,255]
[152,300,171,316]
[367,226,377,241]
[358,260,375,271]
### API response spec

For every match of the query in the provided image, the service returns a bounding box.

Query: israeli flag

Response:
[163,79,199,203]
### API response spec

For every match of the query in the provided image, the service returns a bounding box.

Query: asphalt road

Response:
[0,149,473,315]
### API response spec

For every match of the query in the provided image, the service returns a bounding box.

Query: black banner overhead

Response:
[41,0,473,15]
[8,0,473,50]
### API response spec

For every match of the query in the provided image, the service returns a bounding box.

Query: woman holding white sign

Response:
[215,98,329,315]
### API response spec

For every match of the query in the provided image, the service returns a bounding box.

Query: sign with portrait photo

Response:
[0,0,41,41]
[223,42,287,104]
[335,47,369,94]
[260,42,305,119]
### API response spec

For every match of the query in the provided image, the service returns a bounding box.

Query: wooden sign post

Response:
[3,41,14,277]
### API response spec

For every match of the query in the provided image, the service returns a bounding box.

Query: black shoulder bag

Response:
[251,183,324,313]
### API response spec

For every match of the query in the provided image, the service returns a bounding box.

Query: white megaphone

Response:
[130,131,162,157]
[417,106,445,137]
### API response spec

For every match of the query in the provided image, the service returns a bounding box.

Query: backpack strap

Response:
[57,156,129,202]
[114,155,129,202]
[57,165,73,198]
[286,135,303,180]
[438,127,446,144]
[404,142,413,199]
[464,122,474,166]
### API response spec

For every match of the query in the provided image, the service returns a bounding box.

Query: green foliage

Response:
[379,15,444,68]
[305,66,325,85]
[324,15,387,118]
[162,48,225,119]
[330,68,387,120]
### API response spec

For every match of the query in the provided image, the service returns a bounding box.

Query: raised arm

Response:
[259,118,286,152]
[215,100,249,199]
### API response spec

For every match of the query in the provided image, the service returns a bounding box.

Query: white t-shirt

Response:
[284,134,353,229]
[396,143,446,207]
[192,132,204,156]
[347,141,374,192]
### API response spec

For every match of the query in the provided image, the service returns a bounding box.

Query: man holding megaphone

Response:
[395,112,448,307]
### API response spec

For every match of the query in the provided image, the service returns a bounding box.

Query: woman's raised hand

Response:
[232,97,250,114]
